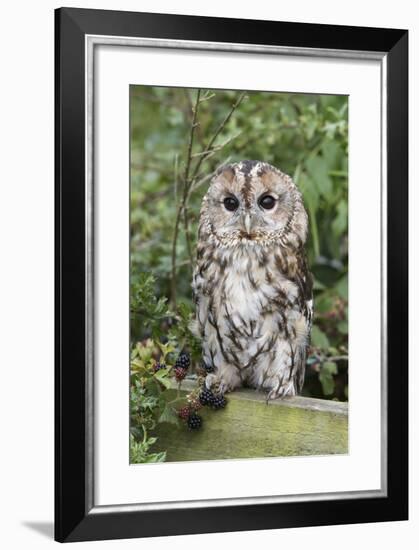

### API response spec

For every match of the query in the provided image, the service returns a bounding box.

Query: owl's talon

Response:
[266,388,279,402]
[216,382,228,395]
[204,373,217,390]
[265,380,296,401]
[204,374,230,395]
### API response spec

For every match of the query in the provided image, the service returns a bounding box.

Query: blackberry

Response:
[153,362,166,372]
[211,394,227,410]
[177,406,190,420]
[199,387,215,406]
[175,352,190,371]
[174,366,187,381]
[187,413,202,430]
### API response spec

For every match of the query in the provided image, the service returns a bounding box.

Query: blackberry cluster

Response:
[187,413,202,430]
[175,352,190,370]
[199,387,215,406]
[211,394,227,410]
[153,362,166,372]
[174,367,187,381]
[199,387,227,410]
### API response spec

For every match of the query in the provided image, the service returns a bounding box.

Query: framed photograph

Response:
[55,7,408,542]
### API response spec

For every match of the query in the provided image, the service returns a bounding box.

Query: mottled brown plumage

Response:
[192,160,313,399]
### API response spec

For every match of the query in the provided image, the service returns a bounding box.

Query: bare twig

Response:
[170,89,201,306]
[190,91,246,183]
[190,131,242,158]
[183,89,206,150]
[199,91,216,103]
[173,154,179,204]
[189,156,233,193]
[183,206,194,267]
[324,355,348,362]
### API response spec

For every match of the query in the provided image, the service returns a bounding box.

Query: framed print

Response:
[55,7,408,543]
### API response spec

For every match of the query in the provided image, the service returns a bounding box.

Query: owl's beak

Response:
[243,213,252,235]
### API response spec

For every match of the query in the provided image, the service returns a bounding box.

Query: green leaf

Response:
[335,275,348,299]
[311,325,330,349]
[321,140,340,169]
[314,292,335,314]
[136,344,153,363]
[158,405,180,426]
[157,340,176,359]
[319,361,337,395]
[154,369,172,389]
[298,171,319,212]
[323,361,338,375]
[305,155,333,198]
[313,279,326,291]
[130,358,147,374]
[143,451,167,463]
[144,377,162,396]
[331,201,348,237]
[337,320,348,334]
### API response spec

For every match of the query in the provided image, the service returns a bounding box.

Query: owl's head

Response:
[199,160,308,248]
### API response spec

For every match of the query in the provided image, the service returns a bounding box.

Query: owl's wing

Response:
[190,258,208,339]
[295,251,314,327]
[293,252,314,393]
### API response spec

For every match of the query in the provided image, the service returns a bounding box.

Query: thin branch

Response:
[183,205,194,268]
[189,156,234,193]
[189,173,214,193]
[183,89,206,150]
[170,89,201,306]
[324,355,348,362]
[183,92,200,185]
[173,154,179,205]
[190,131,242,158]
[199,91,216,103]
[182,90,202,274]
[190,92,246,183]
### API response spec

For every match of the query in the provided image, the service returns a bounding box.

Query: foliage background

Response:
[130,86,348,401]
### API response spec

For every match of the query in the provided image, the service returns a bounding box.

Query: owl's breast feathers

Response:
[193,239,312,343]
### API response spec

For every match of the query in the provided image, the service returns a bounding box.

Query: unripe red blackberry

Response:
[177,406,190,420]
[174,366,187,381]
[187,413,202,430]
[175,351,190,370]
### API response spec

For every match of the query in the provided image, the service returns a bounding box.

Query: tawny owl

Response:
[192,160,313,400]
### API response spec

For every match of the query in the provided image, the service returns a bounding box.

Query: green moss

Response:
[152,390,348,462]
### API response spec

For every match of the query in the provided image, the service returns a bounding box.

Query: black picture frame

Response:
[55,7,408,543]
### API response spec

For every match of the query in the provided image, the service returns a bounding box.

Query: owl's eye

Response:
[258,194,276,210]
[223,196,239,212]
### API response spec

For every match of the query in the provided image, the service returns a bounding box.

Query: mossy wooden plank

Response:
[152,388,348,462]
